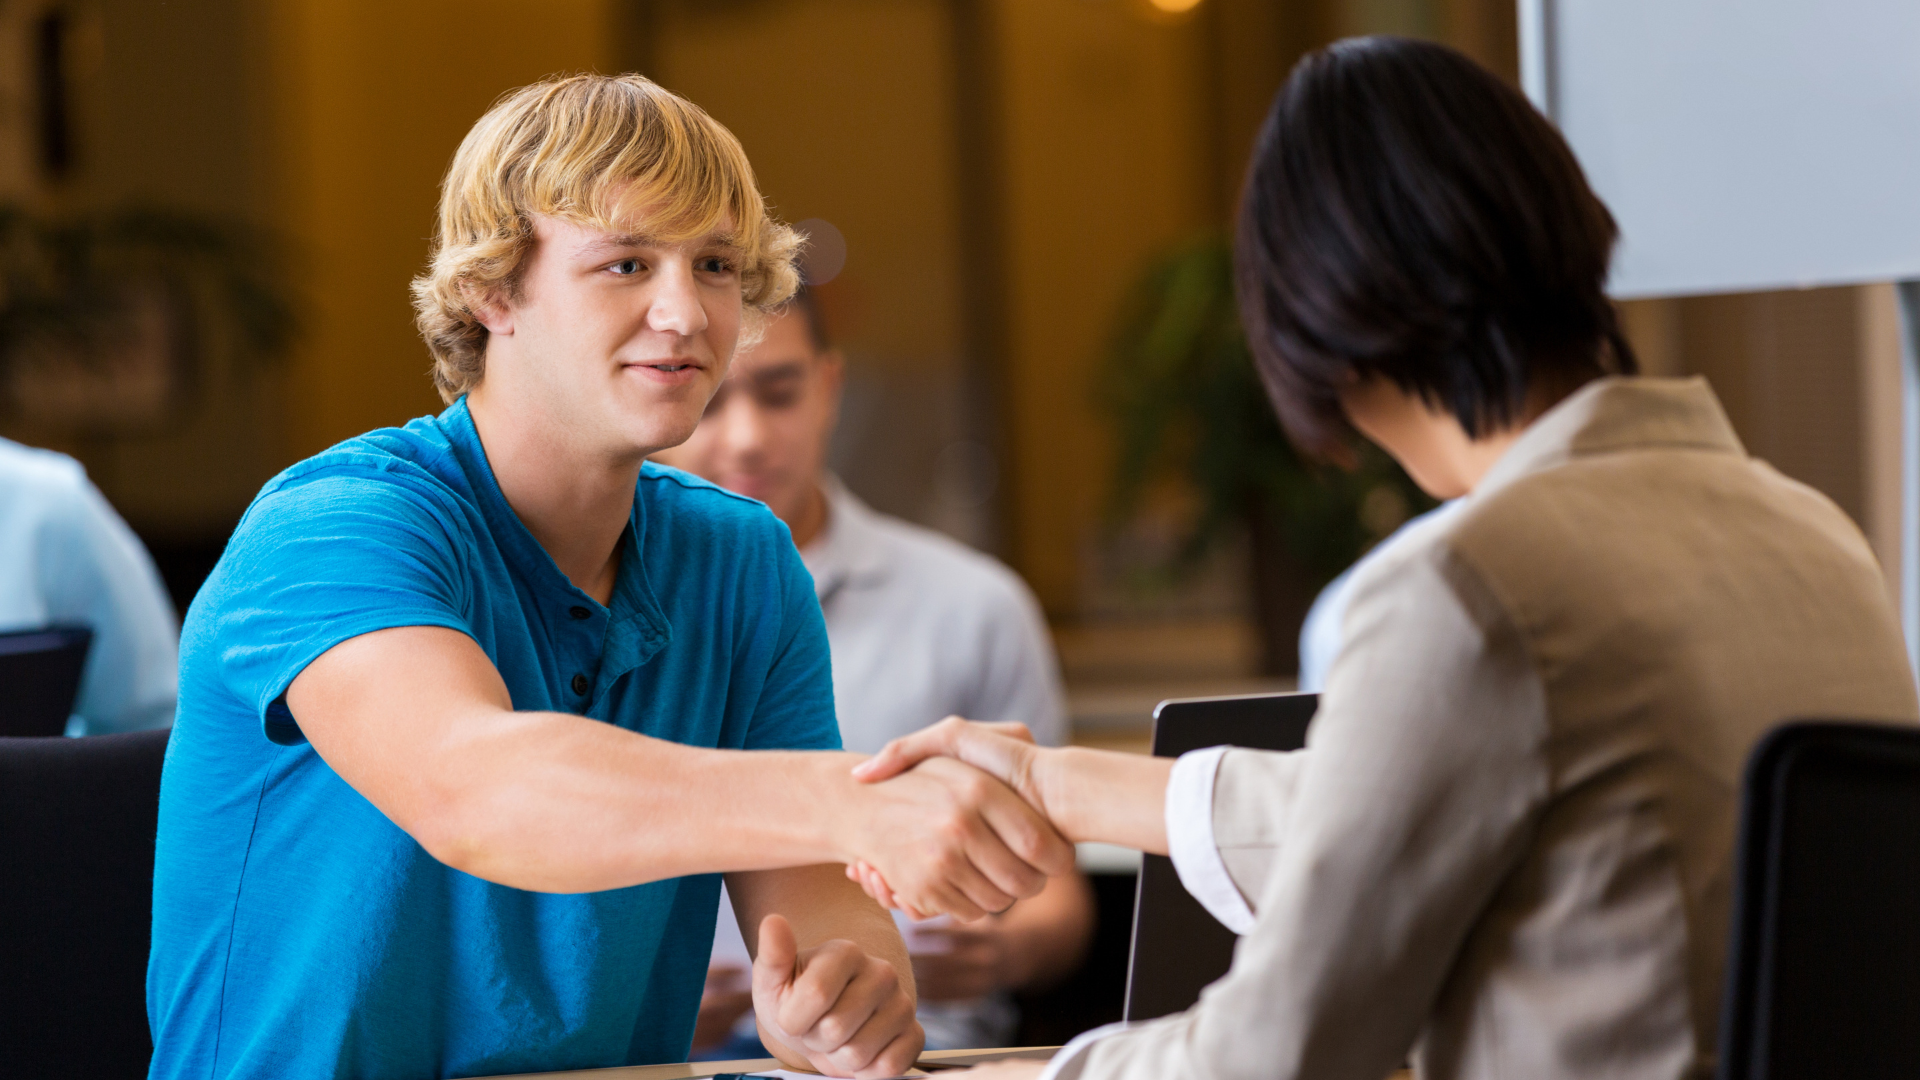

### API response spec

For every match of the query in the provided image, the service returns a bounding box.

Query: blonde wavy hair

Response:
[411,73,801,402]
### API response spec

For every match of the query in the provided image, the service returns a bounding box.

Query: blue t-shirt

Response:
[147,399,840,1080]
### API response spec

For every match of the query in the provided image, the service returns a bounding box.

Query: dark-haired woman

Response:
[854,36,1919,1080]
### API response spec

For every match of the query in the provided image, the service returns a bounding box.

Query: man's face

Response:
[476,211,745,456]
[652,306,842,526]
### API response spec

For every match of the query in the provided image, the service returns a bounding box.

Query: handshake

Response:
[832,717,1151,921]
[729,719,1172,1078]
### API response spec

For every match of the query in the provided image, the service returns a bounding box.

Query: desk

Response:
[493,1046,1062,1078]
[492,1049,1417,1079]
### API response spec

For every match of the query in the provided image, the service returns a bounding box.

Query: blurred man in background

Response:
[657,286,1094,1052]
[0,437,177,734]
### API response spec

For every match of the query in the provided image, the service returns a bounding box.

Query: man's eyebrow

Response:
[573,231,742,259]
[745,360,807,385]
[572,233,652,260]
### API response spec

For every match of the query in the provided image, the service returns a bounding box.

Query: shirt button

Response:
[568,606,591,620]
[571,673,589,695]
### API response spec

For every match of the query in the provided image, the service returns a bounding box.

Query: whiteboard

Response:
[1520,0,1920,300]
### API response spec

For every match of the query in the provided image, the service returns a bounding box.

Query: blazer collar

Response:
[1474,376,1746,499]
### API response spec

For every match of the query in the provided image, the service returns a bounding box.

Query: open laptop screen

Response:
[1123,691,1316,1023]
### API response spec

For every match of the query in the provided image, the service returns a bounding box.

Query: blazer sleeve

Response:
[1164,745,1307,933]
[1213,747,1308,918]
[1044,539,1552,1080]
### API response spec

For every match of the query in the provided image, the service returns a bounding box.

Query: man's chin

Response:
[607,392,707,454]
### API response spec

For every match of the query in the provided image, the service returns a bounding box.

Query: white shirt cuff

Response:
[1035,1021,1133,1080]
[1164,745,1258,935]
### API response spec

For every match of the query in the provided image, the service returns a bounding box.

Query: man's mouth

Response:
[623,358,706,383]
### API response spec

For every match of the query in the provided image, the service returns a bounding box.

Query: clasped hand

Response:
[846,719,1059,919]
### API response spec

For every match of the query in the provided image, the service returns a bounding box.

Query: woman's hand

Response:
[848,718,1176,913]
[840,753,1073,921]
[848,718,1065,917]
[852,717,1052,815]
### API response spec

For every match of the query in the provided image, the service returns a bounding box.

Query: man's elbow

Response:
[403,784,526,887]
[404,790,618,894]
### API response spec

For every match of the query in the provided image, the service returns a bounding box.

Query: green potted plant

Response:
[0,205,296,434]
[1100,235,1430,675]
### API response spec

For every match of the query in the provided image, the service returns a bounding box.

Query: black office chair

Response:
[0,624,94,736]
[0,727,170,1079]
[1123,692,1316,1023]
[1718,720,1920,1080]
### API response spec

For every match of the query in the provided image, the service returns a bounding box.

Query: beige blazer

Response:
[1051,377,1919,1080]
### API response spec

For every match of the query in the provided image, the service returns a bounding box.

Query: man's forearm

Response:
[419,709,869,892]
[728,864,913,996]
[293,626,868,894]
[297,627,1067,912]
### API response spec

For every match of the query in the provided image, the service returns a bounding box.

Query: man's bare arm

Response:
[287,626,1074,913]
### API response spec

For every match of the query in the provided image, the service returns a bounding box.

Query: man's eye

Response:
[609,259,641,275]
[754,388,801,409]
[696,256,736,275]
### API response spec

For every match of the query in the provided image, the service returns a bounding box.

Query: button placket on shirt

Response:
[561,601,607,713]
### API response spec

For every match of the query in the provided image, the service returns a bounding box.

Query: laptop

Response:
[1122,691,1317,1023]
[0,625,94,737]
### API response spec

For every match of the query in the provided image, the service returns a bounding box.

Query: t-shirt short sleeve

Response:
[739,534,841,753]
[204,466,475,745]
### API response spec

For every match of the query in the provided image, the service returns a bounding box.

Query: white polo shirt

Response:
[805,477,1066,752]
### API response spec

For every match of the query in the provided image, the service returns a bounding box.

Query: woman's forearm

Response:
[1033,747,1175,855]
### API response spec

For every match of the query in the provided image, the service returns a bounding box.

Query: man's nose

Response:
[714,399,770,455]
[647,262,710,337]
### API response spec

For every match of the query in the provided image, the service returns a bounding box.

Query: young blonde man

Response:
[146,75,1069,1080]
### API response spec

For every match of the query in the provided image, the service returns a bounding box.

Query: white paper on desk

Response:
[705,1071,918,1080]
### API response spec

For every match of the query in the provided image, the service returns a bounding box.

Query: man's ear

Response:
[466,286,516,338]
[820,347,846,394]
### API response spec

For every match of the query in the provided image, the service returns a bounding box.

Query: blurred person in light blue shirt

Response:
[1297,501,1459,692]
[0,437,177,734]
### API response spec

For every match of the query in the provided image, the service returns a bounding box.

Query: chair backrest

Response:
[1123,692,1316,1023]
[0,624,94,736]
[0,727,169,1079]
[1718,720,1920,1080]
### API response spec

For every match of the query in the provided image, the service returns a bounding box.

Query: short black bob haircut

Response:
[1234,35,1637,458]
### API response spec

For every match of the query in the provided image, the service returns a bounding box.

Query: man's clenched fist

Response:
[752,913,924,1078]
